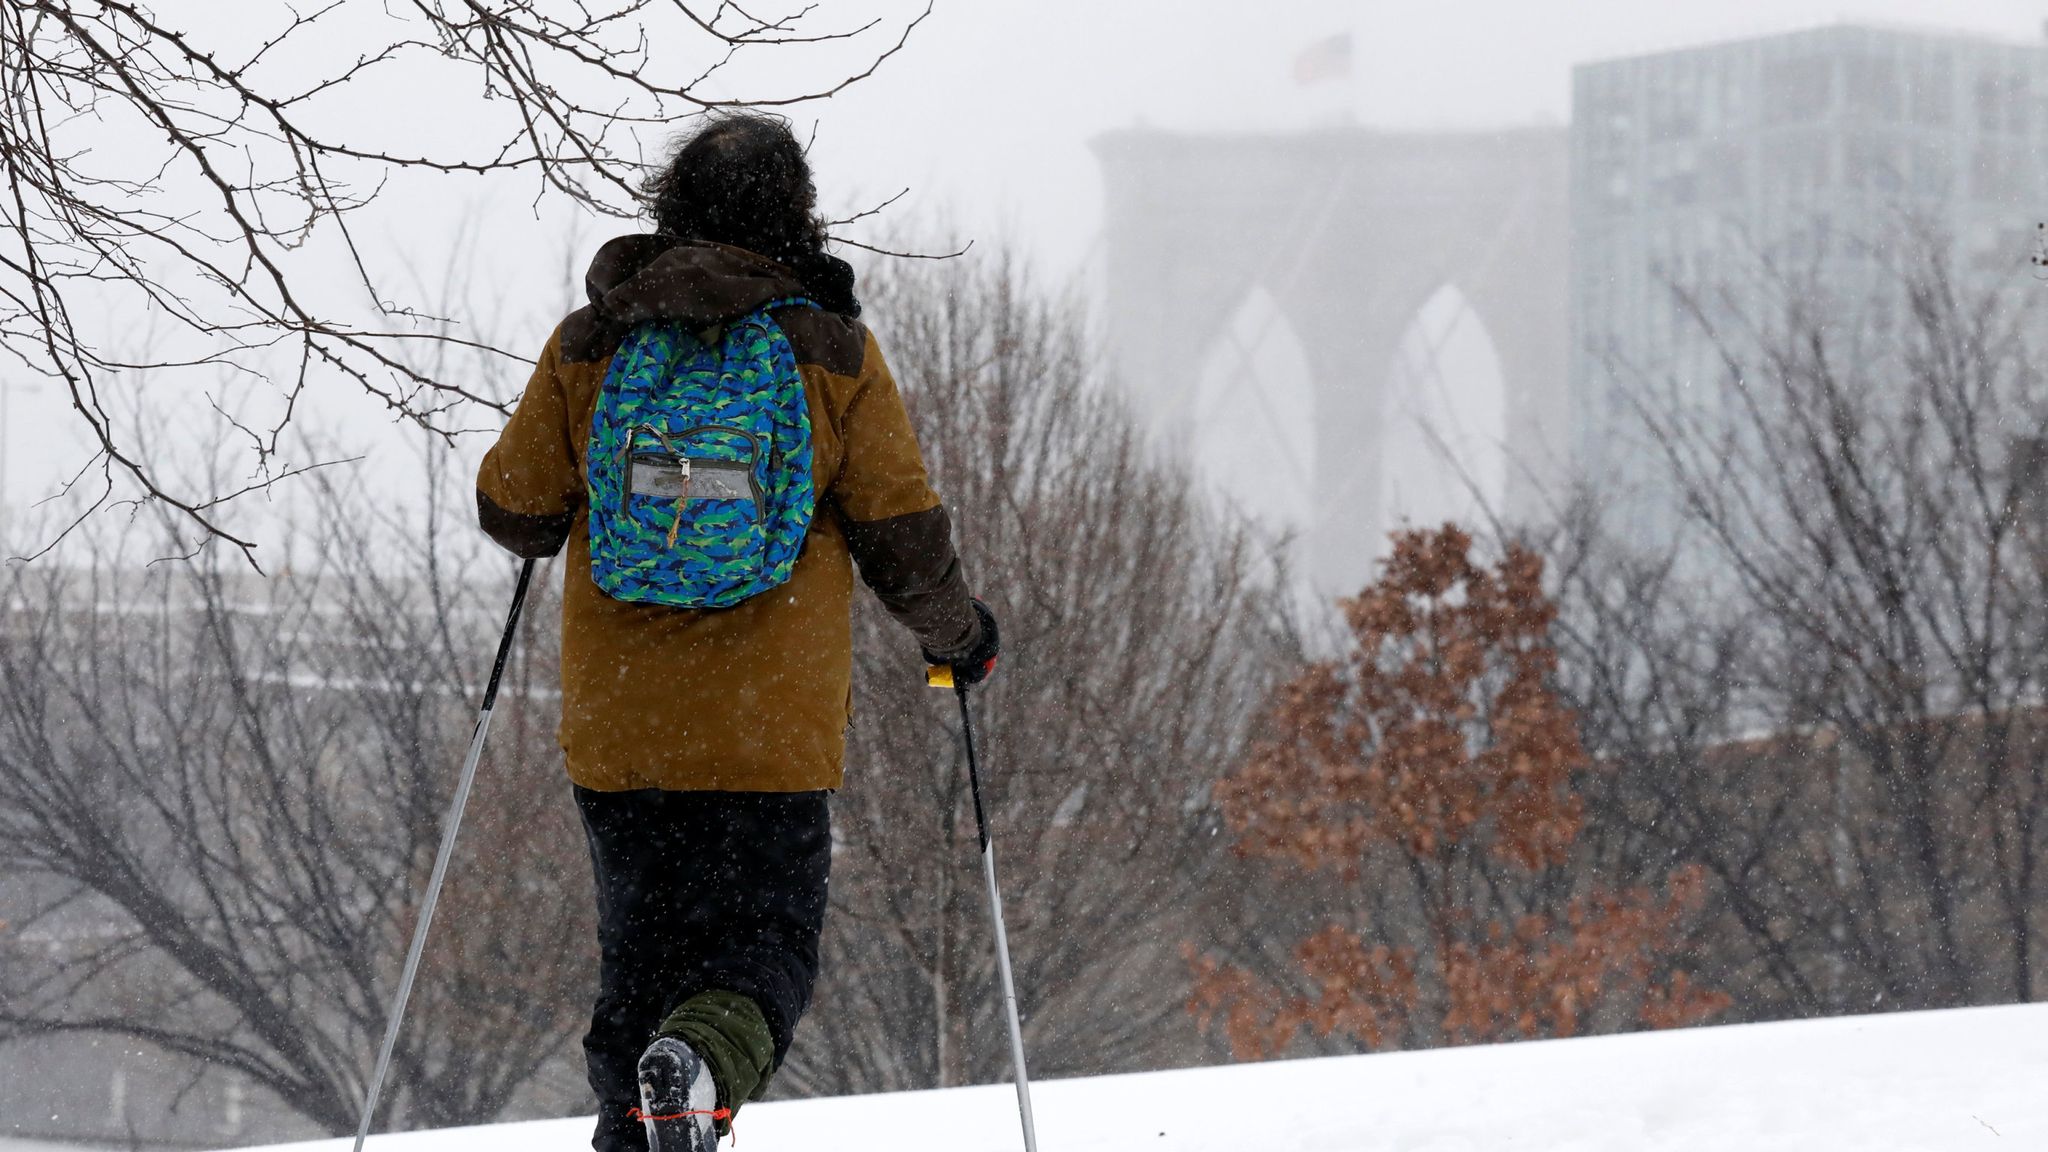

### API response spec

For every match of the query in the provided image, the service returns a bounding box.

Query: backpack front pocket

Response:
[614,424,767,581]
[625,453,759,509]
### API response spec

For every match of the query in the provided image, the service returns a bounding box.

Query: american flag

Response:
[1292,32,1352,87]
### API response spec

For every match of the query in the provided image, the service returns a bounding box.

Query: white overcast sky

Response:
[3,0,2044,544]
[803,0,2047,275]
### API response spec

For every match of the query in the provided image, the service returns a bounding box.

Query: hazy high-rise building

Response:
[1570,24,2048,534]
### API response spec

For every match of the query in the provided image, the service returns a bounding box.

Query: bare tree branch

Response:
[0,0,927,558]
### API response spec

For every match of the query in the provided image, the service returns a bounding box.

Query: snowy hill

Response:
[244,1004,2047,1152]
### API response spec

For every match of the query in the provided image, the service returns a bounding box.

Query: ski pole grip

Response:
[926,664,956,689]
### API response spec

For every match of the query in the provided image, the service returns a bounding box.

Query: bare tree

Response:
[0,0,927,556]
[1549,233,2048,1017]
[773,250,1298,1095]
[1538,494,1861,1019]
[0,447,590,1136]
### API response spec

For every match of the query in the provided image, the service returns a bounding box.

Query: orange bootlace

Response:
[629,1105,735,1144]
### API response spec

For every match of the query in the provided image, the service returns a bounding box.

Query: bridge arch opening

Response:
[1377,283,1509,559]
[1187,284,1316,538]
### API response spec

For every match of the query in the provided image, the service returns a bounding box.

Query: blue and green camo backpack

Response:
[585,298,818,609]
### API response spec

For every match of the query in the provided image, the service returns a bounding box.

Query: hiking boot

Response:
[637,1036,722,1152]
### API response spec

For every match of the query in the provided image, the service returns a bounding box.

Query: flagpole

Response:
[1346,26,1361,125]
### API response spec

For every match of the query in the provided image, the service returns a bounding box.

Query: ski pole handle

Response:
[923,601,999,690]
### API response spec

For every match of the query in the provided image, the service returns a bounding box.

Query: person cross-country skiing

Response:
[475,111,1000,1152]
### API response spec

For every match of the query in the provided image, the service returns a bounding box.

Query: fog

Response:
[2,0,2042,541]
[5,2,2048,1148]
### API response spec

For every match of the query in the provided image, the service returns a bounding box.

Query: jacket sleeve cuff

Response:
[916,586,983,662]
[478,489,575,558]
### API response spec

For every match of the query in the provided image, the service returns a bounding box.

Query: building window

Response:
[220,1078,245,1137]
[1581,85,1635,154]
[1909,141,1953,198]
[1649,70,1702,140]
[1602,168,1635,213]
[1904,52,1954,126]
[1764,55,1834,125]
[1843,132,1905,194]
[1843,54,1903,121]
[1702,143,1748,201]
[1651,141,1701,206]
[1976,71,2029,134]
[1762,131,1831,201]
[1972,144,2021,202]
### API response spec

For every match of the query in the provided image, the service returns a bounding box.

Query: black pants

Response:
[575,786,831,1152]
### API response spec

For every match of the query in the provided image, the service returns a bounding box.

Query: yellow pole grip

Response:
[926,664,956,689]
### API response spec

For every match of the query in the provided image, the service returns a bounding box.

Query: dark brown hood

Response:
[585,236,860,329]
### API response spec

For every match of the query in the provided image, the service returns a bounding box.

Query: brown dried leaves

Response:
[1192,525,1727,1060]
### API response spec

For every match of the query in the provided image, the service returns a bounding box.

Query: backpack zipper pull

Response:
[665,460,692,549]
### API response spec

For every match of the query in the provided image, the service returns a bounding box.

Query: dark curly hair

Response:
[643,112,829,269]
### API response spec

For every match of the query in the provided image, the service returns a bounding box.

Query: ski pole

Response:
[930,667,1040,1152]
[353,558,537,1152]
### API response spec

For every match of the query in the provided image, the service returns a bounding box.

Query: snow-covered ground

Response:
[244,1003,2046,1152]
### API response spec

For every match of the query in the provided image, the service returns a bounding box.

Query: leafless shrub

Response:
[0,447,589,1134]
[775,249,1300,1094]
[1546,233,2048,1017]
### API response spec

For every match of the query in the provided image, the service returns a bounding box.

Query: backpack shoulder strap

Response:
[755,295,819,318]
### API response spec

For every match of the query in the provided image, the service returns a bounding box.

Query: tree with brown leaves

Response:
[1190,525,1725,1060]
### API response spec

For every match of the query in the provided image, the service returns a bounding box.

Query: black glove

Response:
[926,599,1000,687]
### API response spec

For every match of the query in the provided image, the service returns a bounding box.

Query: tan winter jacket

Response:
[477,236,980,793]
